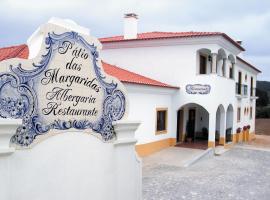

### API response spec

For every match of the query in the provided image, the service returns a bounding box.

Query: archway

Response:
[176,103,209,149]
[217,49,227,76]
[216,104,225,145]
[226,104,233,142]
[197,48,212,75]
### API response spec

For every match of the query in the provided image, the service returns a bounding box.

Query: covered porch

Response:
[176,103,234,149]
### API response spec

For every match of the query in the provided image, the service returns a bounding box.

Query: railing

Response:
[235,83,248,97]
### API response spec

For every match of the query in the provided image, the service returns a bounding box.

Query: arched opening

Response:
[176,103,209,149]
[216,104,225,145]
[228,54,235,79]
[226,104,233,143]
[197,48,212,75]
[217,49,227,77]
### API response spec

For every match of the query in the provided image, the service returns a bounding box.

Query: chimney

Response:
[124,13,138,39]
[236,40,243,45]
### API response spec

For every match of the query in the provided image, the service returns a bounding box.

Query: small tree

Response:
[256,88,269,107]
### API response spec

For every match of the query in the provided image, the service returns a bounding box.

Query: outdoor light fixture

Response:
[208,55,212,62]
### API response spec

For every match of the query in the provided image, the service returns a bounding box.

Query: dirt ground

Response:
[256,118,270,135]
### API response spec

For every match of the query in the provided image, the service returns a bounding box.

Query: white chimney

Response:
[124,13,138,39]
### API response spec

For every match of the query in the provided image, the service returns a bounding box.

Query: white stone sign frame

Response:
[0,24,127,148]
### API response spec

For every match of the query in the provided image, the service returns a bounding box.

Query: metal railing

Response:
[235,83,248,96]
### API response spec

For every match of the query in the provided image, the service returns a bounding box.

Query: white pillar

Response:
[211,53,217,74]
[222,58,227,77]
[219,110,226,145]
[113,120,142,200]
[208,113,216,148]
[0,118,22,155]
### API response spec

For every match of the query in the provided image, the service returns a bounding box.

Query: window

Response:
[238,71,242,95]
[237,107,241,122]
[229,67,233,79]
[250,106,253,119]
[250,77,254,96]
[156,108,168,134]
[199,55,207,74]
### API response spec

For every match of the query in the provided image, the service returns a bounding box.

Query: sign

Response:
[0,25,127,147]
[186,84,211,94]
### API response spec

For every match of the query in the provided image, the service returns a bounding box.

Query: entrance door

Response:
[176,109,184,143]
[187,109,196,140]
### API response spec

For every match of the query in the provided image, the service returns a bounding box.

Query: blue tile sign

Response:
[0,25,127,147]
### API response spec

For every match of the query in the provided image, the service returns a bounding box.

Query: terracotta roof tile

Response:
[0,44,178,89]
[0,44,28,61]
[99,31,245,51]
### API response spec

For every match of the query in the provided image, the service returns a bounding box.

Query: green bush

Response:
[256,106,270,118]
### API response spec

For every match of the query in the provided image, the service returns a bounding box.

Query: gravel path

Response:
[143,148,270,200]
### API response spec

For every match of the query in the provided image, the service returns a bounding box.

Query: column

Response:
[211,53,217,74]
[222,58,227,77]
[231,63,235,79]
[208,113,216,148]
[219,111,226,145]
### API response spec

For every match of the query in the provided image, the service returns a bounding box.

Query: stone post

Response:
[113,120,141,200]
[0,118,22,155]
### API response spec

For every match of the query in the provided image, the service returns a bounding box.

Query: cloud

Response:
[0,0,269,80]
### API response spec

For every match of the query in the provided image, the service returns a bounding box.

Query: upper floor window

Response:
[156,108,168,134]
[199,55,207,74]
[250,76,254,96]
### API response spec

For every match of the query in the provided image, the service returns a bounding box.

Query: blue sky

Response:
[0,0,269,81]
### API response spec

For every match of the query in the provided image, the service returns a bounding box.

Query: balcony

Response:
[235,83,248,98]
[250,87,258,99]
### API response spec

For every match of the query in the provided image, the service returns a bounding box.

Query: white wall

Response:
[235,60,259,133]
[0,123,142,200]
[101,37,259,141]
[125,84,176,145]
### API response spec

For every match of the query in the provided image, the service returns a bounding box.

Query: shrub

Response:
[256,106,270,118]
[236,127,241,133]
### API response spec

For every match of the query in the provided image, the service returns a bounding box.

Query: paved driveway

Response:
[143,148,270,200]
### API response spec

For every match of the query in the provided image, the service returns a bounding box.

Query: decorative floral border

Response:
[0,31,126,147]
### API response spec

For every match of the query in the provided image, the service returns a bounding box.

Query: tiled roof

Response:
[0,44,179,89]
[99,31,245,51]
[0,44,28,61]
[236,56,261,73]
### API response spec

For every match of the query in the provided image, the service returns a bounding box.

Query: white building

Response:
[99,13,261,156]
[0,15,261,156]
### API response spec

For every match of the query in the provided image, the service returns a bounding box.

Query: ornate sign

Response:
[0,25,127,147]
[186,84,211,95]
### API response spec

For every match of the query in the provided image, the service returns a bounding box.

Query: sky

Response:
[0,0,269,81]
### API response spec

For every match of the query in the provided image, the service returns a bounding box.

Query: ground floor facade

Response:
[125,83,257,157]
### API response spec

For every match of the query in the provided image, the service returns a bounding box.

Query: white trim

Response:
[102,36,242,55]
